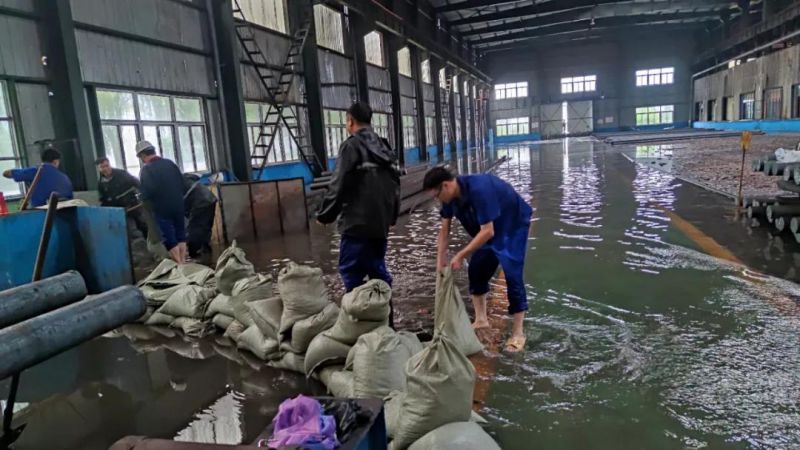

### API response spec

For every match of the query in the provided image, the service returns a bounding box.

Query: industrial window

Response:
[425,116,435,144]
[740,92,755,120]
[372,112,390,139]
[364,31,384,67]
[763,87,782,120]
[235,0,288,34]
[398,47,412,78]
[561,75,596,94]
[707,99,716,121]
[421,60,431,83]
[463,81,469,96]
[441,114,451,144]
[402,115,417,148]
[439,68,447,89]
[245,102,300,165]
[0,81,21,198]
[635,67,674,86]
[494,82,527,100]
[323,109,348,158]
[314,4,344,53]
[495,117,529,136]
[97,89,209,174]
[792,85,800,118]
[453,75,459,93]
[635,105,674,126]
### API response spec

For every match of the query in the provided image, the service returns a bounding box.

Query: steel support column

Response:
[291,0,327,170]
[210,0,250,181]
[386,36,405,167]
[35,0,97,190]
[347,11,370,103]
[467,79,476,147]
[410,47,427,162]
[458,74,468,149]
[431,59,445,162]
[446,66,457,160]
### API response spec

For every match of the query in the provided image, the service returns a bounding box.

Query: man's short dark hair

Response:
[41,148,61,163]
[347,102,373,125]
[95,156,109,166]
[423,166,455,190]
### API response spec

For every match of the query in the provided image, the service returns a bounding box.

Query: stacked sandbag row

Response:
[303,278,393,378]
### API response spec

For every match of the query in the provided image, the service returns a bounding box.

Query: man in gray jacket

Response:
[317,102,400,296]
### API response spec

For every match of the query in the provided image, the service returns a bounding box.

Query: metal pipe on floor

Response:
[794,166,800,186]
[747,205,766,219]
[791,217,800,235]
[775,216,787,232]
[0,271,87,329]
[0,285,146,381]
[766,204,800,223]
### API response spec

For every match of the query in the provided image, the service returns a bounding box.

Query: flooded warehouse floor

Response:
[3,138,800,449]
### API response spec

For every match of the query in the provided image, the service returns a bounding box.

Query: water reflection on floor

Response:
[3,138,800,449]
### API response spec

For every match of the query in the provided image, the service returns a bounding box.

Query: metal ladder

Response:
[231,0,324,178]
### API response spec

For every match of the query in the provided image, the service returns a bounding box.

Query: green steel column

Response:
[35,0,97,190]
[210,0,250,181]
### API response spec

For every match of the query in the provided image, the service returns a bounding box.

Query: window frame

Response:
[561,75,596,94]
[235,0,289,35]
[494,82,528,100]
[740,92,755,120]
[635,67,674,87]
[763,87,783,120]
[635,105,674,126]
[495,117,530,136]
[0,80,23,198]
[402,115,417,149]
[97,89,210,175]
[364,30,385,67]
[246,101,302,165]
[313,4,345,53]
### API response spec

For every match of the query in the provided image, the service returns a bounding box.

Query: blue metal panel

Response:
[427,145,438,164]
[253,162,314,186]
[0,206,132,293]
[404,147,420,166]
[693,119,800,133]
[493,132,542,144]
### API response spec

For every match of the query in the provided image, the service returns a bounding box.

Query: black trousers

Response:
[186,205,216,257]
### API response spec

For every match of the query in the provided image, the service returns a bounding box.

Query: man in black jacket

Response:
[96,157,149,235]
[317,102,400,295]
[183,173,217,261]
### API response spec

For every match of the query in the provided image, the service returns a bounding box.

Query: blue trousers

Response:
[467,224,530,315]
[156,211,186,250]
[338,235,392,292]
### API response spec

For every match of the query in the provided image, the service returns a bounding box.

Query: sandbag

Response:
[326,370,354,398]
[391,333,476,450]
[248,296,283,339]
[215,241,255,295]
[281,303,339,354]
[169,317,212,338]
[237,325,279,360]
[140,260,215,290]
[231,274,273,327]
[224,320,246,342]
[344,326,394,369]
[212,314,235,330]
[341,279,391,321]
[304,333,352,376]
[206,294,233,318]
[139,284,184,306]
[397,331,424,359]
[136,306,155,324]
[384,391,404,439]
[145,312,175,326]
[277,262,329,333]
[325,308,387,346]
[434,269,483,356]
[157,285,216,319]
[407,422,500,450]
[318,365,344,387]
[268,351,305,373]
[350,328,411,398]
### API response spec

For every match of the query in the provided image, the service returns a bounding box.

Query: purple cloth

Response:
[267,395,339,449]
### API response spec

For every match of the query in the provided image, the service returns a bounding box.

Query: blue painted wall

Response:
[427,145,439,164]
[404,147,421,166]
[595,121,691,133]
[694,120,800,133]
[493,133,542,144]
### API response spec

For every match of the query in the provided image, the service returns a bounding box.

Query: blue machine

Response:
[0,206,132,293]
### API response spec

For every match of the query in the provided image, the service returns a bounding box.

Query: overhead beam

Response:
[479,22,714,52]
[436,0,519,13]
[472,11,723,45]
[462,1,733,37]
[450,0,631,26]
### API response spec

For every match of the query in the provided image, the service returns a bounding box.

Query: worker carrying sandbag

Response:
[316,102,400,326]
[423,167,532,353]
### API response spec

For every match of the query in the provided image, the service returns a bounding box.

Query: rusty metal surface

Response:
[250,182,282,237]
[219,184,255,242]
[277,179,308,233]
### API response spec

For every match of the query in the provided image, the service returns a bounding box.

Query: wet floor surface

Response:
[3,138,800,449]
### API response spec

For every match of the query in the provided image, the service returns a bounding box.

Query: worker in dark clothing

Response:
[137,140,187,264]
[2,147,73,207]
[317,102,401,299]
[183,173,217,261]
[96,156,148,238]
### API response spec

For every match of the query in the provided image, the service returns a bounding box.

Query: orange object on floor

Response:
[0,192,8,216]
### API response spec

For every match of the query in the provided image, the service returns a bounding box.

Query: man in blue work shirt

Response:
[423,166,532,353]
[2,148,73,207]
[136,140,187,264]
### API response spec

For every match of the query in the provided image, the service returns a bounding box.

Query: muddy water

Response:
[3,138,800,449]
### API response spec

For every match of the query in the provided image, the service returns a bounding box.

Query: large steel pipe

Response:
[767,204,800,223]
[0,271,87,329]
[0,285,145,380]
